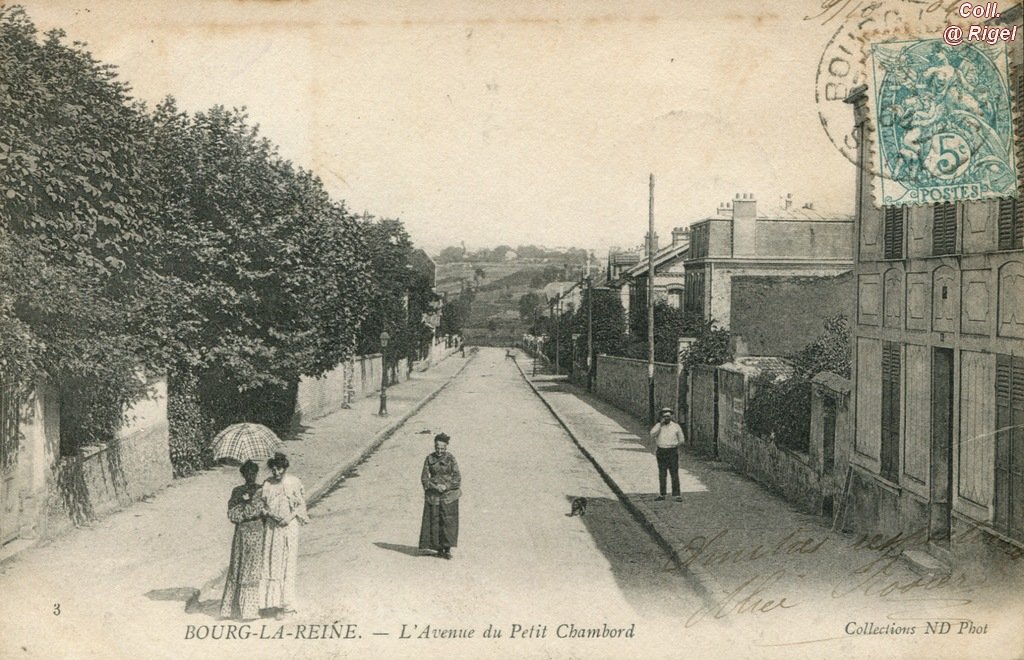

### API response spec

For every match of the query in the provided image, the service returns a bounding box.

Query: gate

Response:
[690,365,719,457]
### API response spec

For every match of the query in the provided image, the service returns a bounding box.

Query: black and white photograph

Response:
[1,1,1022,658]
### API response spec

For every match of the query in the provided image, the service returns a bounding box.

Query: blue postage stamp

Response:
[869,38,1017,207]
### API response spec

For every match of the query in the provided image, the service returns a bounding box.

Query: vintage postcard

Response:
[1,1,1022,659]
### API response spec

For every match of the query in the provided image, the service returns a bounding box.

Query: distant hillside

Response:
[436,257,589,345]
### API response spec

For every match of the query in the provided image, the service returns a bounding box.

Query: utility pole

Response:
[586,251,594,392]
[554,293,561,376]
[647,174,656,425]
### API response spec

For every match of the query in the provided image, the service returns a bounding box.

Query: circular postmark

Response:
[813,1,957,172]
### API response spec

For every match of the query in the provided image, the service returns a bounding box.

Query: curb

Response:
[511,358,727,609]
[188,350,477,611]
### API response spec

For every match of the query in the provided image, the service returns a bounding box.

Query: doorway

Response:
[929,348,954,544]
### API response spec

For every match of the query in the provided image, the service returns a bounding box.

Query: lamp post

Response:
[378,331,390,416]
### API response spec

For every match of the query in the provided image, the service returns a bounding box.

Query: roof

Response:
[812,371,851,393]
[718,357,795,380]
[624,242,689,278]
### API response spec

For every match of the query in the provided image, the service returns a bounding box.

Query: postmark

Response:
[812,1,959,171]
[867,38,1017,206]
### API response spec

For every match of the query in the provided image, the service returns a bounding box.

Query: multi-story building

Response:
[844,30,1023,561]
[683,194,854,327]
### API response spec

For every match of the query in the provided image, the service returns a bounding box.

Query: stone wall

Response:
[730,272,854,357]
[45,377,172,537]
[295,354,415,424]
[593,355,683,423]
[716,366,823,513]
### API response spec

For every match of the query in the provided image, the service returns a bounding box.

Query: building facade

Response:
[683,194,854,327]
[845,32,1023,561]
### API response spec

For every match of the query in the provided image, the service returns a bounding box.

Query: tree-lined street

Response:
[3,349,1020,659]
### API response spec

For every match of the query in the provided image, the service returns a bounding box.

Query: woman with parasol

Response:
[219,460,266,620]
[259,452,309,617]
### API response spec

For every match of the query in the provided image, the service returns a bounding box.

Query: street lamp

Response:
[378,331,390,416]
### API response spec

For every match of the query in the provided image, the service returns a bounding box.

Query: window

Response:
[998,198,1022,251]
[685,271,705,319]
[668,289,684,310]
[884,206,905,259]
[880,341,901,482]
[932,202,957,255]
[995,354,1023,542]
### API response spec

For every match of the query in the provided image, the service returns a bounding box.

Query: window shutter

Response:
[995,354,1024,541]
[884,207,904,259]
[881,342,901,481]
[995,355,1012,533]
[998,198,1022,251]
[933,203,957,255]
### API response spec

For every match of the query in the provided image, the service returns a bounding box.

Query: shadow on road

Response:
[374,542,432,557]
[562,495,704,617]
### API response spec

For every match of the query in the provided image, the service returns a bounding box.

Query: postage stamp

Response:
[867,38,1018,206]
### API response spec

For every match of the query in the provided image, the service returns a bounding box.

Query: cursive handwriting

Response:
[685,569,799,628]
[679,528,830,569]
[831,550,978,600]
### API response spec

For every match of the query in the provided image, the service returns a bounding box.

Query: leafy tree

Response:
[789,314,851,378]
[143,100,373,427]
[1,7,156,449]
[570,288,626,358]
[745,315,852,453]
[436,245,465,263]
[517,292,544,324]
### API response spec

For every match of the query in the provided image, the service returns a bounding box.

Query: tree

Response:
[436,245,465,263]
[1,8,157,450]
[517,292,544,325]
[571,288,626,358]
[745,315,852,453]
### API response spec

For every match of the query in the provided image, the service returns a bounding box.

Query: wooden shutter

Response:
[932,202,957,255]
[884,207,904,259]
[995,354,1024,541]
[880,341,901,481]
[998,198,1022,251]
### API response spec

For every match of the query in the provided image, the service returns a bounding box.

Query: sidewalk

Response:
[0,352,473,619]
[518,367,1019,639]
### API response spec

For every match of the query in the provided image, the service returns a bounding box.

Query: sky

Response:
[16,0,871,255]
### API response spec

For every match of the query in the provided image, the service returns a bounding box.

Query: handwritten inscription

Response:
[685,569,799,628]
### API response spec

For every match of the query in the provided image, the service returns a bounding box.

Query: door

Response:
[930,348,954,544]
[995,354,1024,543]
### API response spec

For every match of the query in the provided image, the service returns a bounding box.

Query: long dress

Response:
[220,483,265,619]
[259,473,309,611]
[418,452,461,550]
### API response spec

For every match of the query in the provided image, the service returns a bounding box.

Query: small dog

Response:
[569,497,588,517]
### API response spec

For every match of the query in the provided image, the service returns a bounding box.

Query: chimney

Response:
[732,192,757,257]
[645,231,659,254]
[671,226,690,247]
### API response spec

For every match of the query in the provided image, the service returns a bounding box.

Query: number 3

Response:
[53,603,61,616]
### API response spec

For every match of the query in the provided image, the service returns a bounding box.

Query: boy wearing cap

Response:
[650,407,684,502]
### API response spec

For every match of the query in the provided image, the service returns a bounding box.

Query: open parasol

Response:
[211,423,284,464]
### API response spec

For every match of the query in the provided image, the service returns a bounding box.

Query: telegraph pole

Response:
[586,253,594,392]
[554,296,560,375]
[647,174,656,424]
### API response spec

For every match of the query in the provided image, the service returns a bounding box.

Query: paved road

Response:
[268,347,711,658]
[5,348,711,660]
